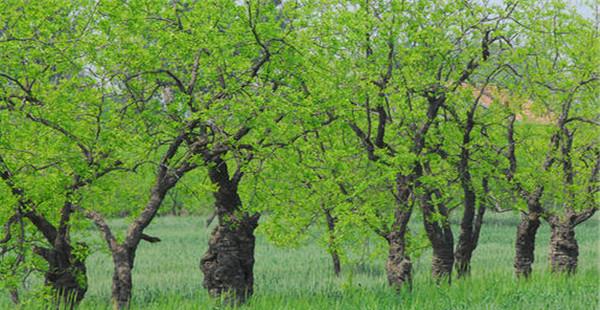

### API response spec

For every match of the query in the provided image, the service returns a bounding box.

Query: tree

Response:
[525,2,598,274]
[281,0,524,287]
[76,0,323,306]
[0,1,127,306]
[501,0,598,277]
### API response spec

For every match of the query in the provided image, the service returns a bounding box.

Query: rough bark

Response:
[421,190,454,283]
[548,222,578,274]
[200,157,258,304]
[324,208,341,276]
[47,254,86,307]
[514,212,541,278]
[107,178,173,309]
[200,215,258,304]
[111,247,133,310]
[32,245,87,307]
[385,232,412,290]
[25,208,88,308]
[383,174,414,290]
[454,108,483,278]
[430,237,454,283]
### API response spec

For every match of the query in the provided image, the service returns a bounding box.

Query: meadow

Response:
[2,213,597,310]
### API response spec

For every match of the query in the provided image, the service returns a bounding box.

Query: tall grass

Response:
[2,214,598,309]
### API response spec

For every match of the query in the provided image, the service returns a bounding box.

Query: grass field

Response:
[2,213,598,309]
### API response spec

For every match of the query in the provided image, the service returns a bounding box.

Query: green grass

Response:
[2,214,598,309]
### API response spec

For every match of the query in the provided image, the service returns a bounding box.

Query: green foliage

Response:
[0,0,598,306]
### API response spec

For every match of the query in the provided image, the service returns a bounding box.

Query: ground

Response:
[2,213,598,309]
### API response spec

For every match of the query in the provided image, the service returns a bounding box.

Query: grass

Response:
[1,213,598,309]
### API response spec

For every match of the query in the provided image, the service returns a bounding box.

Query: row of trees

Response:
[0,0,597,309]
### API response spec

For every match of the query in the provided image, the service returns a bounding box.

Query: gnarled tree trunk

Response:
[385,232,412,290]
[0,158,88,307]
[33,245,87,308]
[421,191,454,283]
[430,237,454,282]
[548,222,578,274]
[514,212,541,278]
[200,157,258,304]
[200,214,258,304]
[384,175,414,290]
[454,238,476,277]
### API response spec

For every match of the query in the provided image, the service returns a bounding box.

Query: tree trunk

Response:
[454,182,486,278]
[454,236,474,278]
[384,174,414,291]
[111,247,133,310]
[431,238,454,283]
[324,208,341,276]
[46,257,87,307]
[200,214,258,304]
[549,222,578,274]
[200,157,260,304]
[454,190,476,278]
[514,212,541,278]
[33,245,87,308]
[385,232,412,290]
[330,247,341,277]
[421,192,454,283]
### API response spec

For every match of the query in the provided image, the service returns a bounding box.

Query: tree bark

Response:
[421,191,454,283]
[430,237,454,282]
[454,179,487,278]
[384,174,414,291]
[1,156,88,306]
[33,245,87,308]
[200,214,258,304]
[385,231,412,290]
[111,246,133,310]
[200,157,258,304]
[324,208,341,276]
[455,190,476,278]
[548,222,578,274]
[514,212,541,278]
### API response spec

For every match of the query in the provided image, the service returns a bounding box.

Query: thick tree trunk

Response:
[46,258,87,307]
[33,245,87,308]
[421,191,454,283]
[385,232,412,290]
[384,174,414,291]
[549,222,578,274]
[111,247,133,310]
[514,212,541,278]
[454,237,474,278]
[200,157,258,304]
[455,233,483,277]
[200,214,258,304]
[324,208,341,276]
[431,238,454,282]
